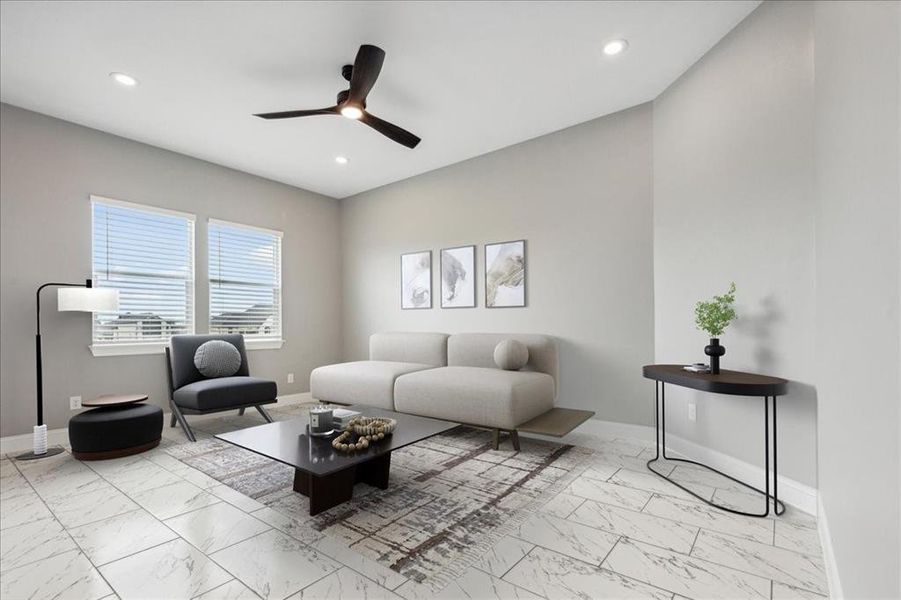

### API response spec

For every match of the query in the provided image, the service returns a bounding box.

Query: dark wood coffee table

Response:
[216,405,458,515]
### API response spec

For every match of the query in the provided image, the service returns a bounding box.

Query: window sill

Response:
[90,338,285,357]
[90,343,167,357]
[245,339,285,351]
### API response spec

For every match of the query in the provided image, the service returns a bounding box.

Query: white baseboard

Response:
[523,417,818,516]
[0,392,313,456]
[818,495,843,599]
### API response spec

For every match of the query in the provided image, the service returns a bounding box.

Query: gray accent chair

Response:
[166,334,278,442]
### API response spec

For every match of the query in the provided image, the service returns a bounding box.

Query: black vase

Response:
[704,338,726,374]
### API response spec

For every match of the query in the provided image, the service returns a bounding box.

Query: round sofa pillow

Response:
[194,340,242,378]
[494,339,529,371]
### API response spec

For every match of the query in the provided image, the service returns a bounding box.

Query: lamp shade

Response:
[58,287,119,312]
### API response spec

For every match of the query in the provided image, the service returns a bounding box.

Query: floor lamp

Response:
[16,279,119,460]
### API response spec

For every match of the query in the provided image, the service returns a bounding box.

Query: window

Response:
[91,196,195,354]
[208,219,282,346]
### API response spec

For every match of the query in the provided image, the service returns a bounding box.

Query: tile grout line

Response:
[481,542,538,585]
[190,578,263,600]
[6,418,825,600]
[688,528,701,555]
[682,530,827,596]
[493,545,551,599]
[8,455,121,597]
[21,449,269,598]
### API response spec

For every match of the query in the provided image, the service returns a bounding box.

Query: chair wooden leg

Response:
[510,430,521,451]
[238,408,246,416]
[170,402,196,442]
[491,429,500,450]
[256,405,274,423]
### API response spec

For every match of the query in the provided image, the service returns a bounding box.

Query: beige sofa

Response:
[310,332,557,449]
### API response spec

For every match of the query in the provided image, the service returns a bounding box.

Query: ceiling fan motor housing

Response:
[341,64,354,82]
[336,89,364,109]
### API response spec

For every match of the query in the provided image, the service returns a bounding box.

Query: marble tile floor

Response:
[0,408,827,600]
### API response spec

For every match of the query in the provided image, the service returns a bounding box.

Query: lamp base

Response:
[15,446,65,461]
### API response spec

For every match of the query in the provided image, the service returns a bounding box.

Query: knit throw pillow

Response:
[194,340,242,378]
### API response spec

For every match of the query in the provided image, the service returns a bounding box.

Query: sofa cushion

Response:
[369,332,449,366]
[173,376,277,411]
[394,366,554,430]
[447,333,557,386]
[311,361,435,410]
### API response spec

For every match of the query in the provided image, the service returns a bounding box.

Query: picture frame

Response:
[400,250,432,309]
[484,239,526,308]
[440,245,476,308]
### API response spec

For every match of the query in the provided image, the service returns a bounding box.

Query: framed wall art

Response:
[440,245,476,308]
[401,250,432,309]
[485,240,526,308]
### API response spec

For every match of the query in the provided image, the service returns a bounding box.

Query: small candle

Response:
[310,406,333,434]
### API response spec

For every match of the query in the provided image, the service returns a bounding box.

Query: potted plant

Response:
[694,282,737,374]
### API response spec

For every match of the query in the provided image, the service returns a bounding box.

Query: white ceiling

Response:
[1,1,759,199]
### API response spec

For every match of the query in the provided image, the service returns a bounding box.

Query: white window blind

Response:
[91,197,195,346]
[208,220,282,341]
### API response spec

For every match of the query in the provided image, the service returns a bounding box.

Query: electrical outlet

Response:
[688,401,697,422]
[287,373,295,384]
[69,396,82,410]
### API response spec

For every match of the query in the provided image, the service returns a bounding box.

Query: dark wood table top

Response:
[643,364,788,396]
[82,394,149,407]
[216,405,459,477]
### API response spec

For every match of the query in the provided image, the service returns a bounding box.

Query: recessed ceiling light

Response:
[339,105,363,120]
[109,72,138,86]
[603,39,629,56]
[335,156,349,165]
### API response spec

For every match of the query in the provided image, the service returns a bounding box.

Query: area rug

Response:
[162,405,593,588]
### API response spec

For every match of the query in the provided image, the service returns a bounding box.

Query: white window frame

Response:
[89,195,196,357]
[207,218,284,351]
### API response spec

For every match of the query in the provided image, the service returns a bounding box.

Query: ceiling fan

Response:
[254,44,421,149]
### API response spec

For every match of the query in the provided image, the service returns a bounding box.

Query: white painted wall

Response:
[813,2,900,598]
[0,104,344,436]
[340,105,655,426]
[652,1,817,486]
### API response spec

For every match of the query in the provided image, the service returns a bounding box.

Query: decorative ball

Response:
[493,339,529,370]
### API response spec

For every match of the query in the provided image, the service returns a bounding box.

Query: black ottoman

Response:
[69,404,163,460]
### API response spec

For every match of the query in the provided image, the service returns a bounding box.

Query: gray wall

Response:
[0,103,344,437]
[652,1,817,486]
[340,104,655,425]
[813,2,900,598]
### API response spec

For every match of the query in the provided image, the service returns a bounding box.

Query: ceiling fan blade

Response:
[254,106,338,119]
[360,112,421,149]
[347,44,385,104]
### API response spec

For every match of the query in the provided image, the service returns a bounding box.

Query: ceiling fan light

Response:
[340,105,364,120]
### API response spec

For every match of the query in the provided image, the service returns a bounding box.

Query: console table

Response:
[642,364,788,518]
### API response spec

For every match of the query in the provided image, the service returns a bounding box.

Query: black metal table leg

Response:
[773,395,784,515]
[647,382,786,518]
